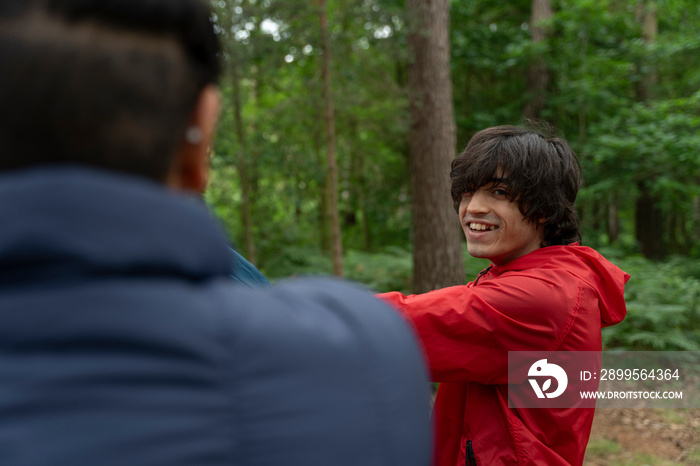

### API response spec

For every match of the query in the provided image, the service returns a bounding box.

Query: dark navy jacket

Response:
[0,168,431,466]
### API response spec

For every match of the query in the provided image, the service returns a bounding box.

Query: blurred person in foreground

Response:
[379,125,629,466]
[0,1,431,465]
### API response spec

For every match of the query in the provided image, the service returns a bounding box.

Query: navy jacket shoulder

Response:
[0,167,431,466]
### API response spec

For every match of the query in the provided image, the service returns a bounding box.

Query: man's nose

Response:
[466,190,489,215]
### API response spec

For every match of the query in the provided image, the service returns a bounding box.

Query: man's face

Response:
[458,181,544,266]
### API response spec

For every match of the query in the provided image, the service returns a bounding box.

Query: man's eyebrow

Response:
[484,177,509,186]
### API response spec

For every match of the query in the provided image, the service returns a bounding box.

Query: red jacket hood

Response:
[486,243,629,327]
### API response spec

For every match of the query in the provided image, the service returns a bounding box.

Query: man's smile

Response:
[468,222,498,231]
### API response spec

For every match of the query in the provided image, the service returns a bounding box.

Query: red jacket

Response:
[379,244,629,466]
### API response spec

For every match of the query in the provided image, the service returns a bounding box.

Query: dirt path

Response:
[584,408,700,465]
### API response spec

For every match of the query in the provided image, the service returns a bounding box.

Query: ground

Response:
[584,408,700,465]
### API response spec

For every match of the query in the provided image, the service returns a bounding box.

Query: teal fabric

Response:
[229,247,270,288]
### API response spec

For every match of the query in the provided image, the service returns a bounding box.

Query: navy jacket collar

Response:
[0,166,232,281]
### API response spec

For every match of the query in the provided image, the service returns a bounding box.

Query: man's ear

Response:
[167,85,221,193]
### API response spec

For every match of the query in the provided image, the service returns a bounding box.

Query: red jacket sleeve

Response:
[377,270,583,384]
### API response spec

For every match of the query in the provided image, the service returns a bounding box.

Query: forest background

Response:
[206,0,700,354]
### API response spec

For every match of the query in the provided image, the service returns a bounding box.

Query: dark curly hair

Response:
[450,125,583,246]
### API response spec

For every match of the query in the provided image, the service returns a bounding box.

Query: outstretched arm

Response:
[378,272,582,383]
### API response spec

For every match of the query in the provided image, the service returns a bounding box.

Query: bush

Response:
[602,255,700,351]
[264,246,414,293]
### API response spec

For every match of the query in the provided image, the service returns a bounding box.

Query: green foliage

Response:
[603,255,700,351]
[344,247,413,293]
[206,0,700,279]
[265,243,491,294]
[260,246,413,292]
[262,246,333,281]
[450,0,533,142]
[585,438,622,457]
[584,91,700,255]
[209,0,414,269]
[688,444,700,466]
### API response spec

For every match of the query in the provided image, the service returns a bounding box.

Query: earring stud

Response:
[185,126,203,145]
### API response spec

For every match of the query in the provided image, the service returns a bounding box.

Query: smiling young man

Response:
[379,126,630,466]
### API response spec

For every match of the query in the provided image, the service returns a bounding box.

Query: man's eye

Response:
[493,188,508,196]
[462,190,473,198]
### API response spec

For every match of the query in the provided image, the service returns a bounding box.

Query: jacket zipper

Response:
[466,440,477,466]
[467,269,489,465]
[473,265,493,286]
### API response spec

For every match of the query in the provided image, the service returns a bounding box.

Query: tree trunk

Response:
[635,1,658,101]
[635,183,665,260]
[349,119,372,251]
[359,185,371,252]
[313,121,330,254]
[693,192,700,246]
[406,0,464,293]
[591,198,603,232]
[634,1,664,259]
[523,0,553,120]
[668,211,680,255]
[681,210,692,256]
[607,193,620,243]
[319,0,344,277]
[230,43,257,265]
